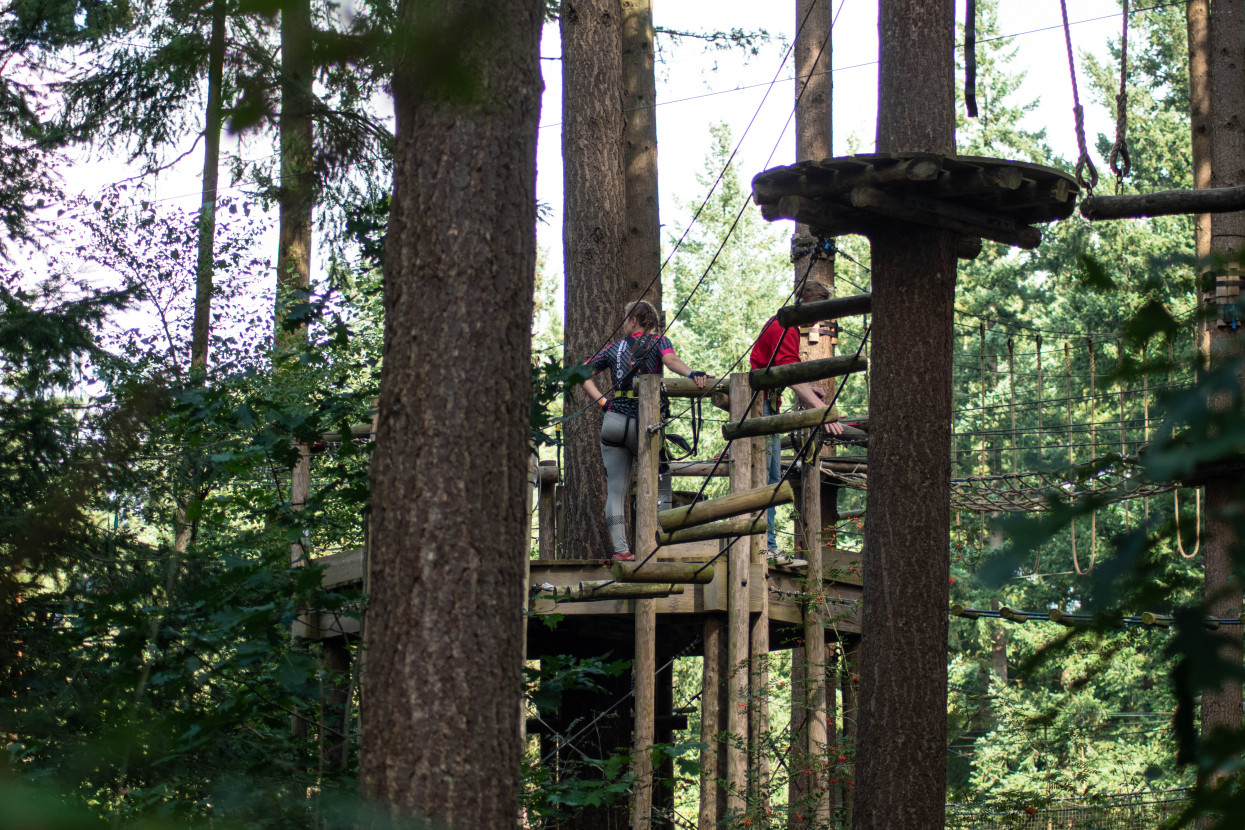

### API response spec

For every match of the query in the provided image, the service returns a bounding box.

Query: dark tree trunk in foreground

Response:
[1200,0,1245,780]
[358,0,543,824]
[561,0,628,561]
[856,2,955,829]
[622,0,661,311]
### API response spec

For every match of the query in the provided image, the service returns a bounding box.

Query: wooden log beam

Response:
[668,460,730,477]
[662,376,726,398]
[1080,184,1245,221]
[749,354,867,391]
[849,185,1042,249]
[542,580,684,601]
[658,480,795,532]
[655,513,766,546]
[611,560,716,583]
[765,194,862,232]
[722,404,841,441]
[776,293,873,328]
[931,165,1023,198]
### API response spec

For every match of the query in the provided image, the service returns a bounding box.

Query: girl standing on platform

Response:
[579,300,710,561]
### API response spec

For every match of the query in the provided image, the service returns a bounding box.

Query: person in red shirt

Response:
[750,281,844,554]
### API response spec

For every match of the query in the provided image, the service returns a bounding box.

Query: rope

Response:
[964,0,979,118]
[1175,488,1202,558]
[1109,0,1132,190]
[1060,0,1099,193]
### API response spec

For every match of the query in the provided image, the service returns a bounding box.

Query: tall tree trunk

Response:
[192,0,227,376]
[1200,0,1245,784]
[856,3,955,830]
[791,4,833,828]
[561,0,628,560]
[357,0,542,824]
[621,0,660,311]
[1188,0,1211,268]
[170,0,227,574]
[276,0,314,358]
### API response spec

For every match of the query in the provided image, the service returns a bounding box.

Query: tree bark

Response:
[1200,0,1245,788]
[621,0,661,310]
[276,0,314,358]
[561,0,629,561]
[192,0,226,376]
[856,3,955,830]
[357,0,542,824]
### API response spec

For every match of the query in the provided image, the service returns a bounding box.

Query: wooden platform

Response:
[300,542,863,643]
[751,152,1079,251]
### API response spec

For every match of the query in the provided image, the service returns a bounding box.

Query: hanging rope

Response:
[1108,0,1132,191]
[1008,336,1017,473]
[1060,0,1098,193]
[965,0,979,118]
[1175,488,1202,558]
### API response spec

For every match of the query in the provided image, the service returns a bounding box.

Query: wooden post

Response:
[319,637,351,773]
[787,644,809,830]
[632,374,661,829]
[841,636,860,828]
[748,394,770,814]
[538,461,557,560]
[801,460,830,824]
[290,443,311,741]
[699,616,725,829]
[726,373,752,818]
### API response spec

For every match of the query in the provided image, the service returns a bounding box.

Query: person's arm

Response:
[581,376,609,410]
[790,381,843,435]
[662,352,711,388]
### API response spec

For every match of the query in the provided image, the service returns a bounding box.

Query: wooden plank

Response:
[662,376,726,398]
[658,481,794,532]
[314,547,365,589]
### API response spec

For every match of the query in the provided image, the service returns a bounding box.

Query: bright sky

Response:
[535,0,1127,284]
[45,0,1134,309]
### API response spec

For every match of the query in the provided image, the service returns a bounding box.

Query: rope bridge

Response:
[824,452,1175,514]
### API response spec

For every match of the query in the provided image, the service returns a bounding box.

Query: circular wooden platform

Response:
[751,152,1080,252]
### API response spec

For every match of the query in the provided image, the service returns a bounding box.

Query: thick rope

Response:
[1060,0,1098,192]
[1109,0,1132,190]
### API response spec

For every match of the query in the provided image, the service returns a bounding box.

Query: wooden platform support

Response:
[655,513,766,546]
[722,404,841,441]
[657,480,795,532]
[748,354,867,391]
[726,373,752,817]
[632,375,661,830]
[777,292,873,328]
[800,458,831,824]
[537,461,557,560]
[747,392,770,814]
[699,614,727,829]
[611,560,715,583]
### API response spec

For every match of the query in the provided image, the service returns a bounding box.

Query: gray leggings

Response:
[601,411,638,554]
[601,410,672,555]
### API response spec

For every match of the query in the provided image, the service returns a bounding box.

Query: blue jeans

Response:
[764,397,781,550]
